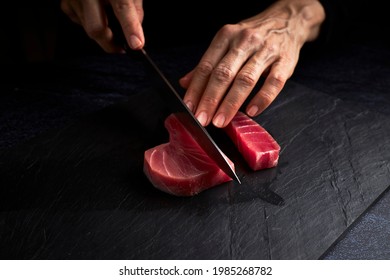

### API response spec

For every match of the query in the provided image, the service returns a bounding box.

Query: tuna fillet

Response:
[223,111,280,170]
[144,113,234,196]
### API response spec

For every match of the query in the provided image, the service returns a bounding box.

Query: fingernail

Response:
[185,101,194,112]
[213,113,226,128]
[129,35,142,49]
[247,105,259,117]
[196,111,208,126]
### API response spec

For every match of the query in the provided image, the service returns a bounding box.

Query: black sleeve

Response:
[316,0,370,45]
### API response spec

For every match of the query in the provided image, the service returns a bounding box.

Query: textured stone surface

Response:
[1,42,389,259]
[0,80,389,259]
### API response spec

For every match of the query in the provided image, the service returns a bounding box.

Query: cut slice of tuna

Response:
[223,111,280,170]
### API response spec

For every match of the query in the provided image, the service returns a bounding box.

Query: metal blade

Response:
[140,48,241,184]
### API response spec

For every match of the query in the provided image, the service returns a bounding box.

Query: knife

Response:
[140,48,241,184]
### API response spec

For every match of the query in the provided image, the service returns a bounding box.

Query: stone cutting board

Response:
[0,81,389,259]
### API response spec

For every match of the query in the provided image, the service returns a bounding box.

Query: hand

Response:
[60,0,145,53]
[180,0,325,128]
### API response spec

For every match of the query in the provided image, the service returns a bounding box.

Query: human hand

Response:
[180,0,325,128]
[60,0,145,53]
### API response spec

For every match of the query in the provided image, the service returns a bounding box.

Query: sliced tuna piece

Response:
[223,111,280,170]
[144,113,234,196]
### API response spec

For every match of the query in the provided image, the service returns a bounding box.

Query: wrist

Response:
[279,0,326,42]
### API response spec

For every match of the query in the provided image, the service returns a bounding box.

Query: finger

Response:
[184,26,248,125]
[246,60,294,117]
[111,0,145,50]
[194,47,253,126]
[211,45,280,128]
[179,69,195,90]
[183,50,230,122]
[182,32,231,117]
[82,0,124,53]
[60,0,81,25]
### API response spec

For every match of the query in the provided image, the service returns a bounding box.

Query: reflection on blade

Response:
[140,48,241,184]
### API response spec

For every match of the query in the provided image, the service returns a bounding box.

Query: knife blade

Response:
[140,48,241,184]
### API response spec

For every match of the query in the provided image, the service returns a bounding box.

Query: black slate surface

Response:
[1,80,389,260]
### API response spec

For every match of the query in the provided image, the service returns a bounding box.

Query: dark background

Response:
[1,0,388,65]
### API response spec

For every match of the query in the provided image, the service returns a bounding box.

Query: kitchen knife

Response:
[140,48,241,184]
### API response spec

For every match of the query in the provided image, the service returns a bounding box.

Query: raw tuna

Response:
[223,111,280,170]
[144,113,234,196]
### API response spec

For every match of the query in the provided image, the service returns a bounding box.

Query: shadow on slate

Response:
[0,81,389,260]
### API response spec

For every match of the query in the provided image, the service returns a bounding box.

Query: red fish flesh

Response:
[144,113,234,196]
[223,111,280,170]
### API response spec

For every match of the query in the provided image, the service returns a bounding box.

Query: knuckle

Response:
[113,1,131,12]
[196,61,214,78]
[201,95,220,107]
[260,90,275,106]
[236,71,257,88]
[279,55,296,74]
[213,65,233,83]
[240,28,263,46]
[265,42,277,54]
[259,74,286,105]
[268,73,286,90]
[218,24,236,37]
[136,7,144,19]
[242,28,258,40]
[230,47,246,58]
[223,96,242,112]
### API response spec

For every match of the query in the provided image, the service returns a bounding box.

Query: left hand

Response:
[180,0,325,127]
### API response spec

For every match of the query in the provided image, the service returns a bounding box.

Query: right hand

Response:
[60,0,145,53]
